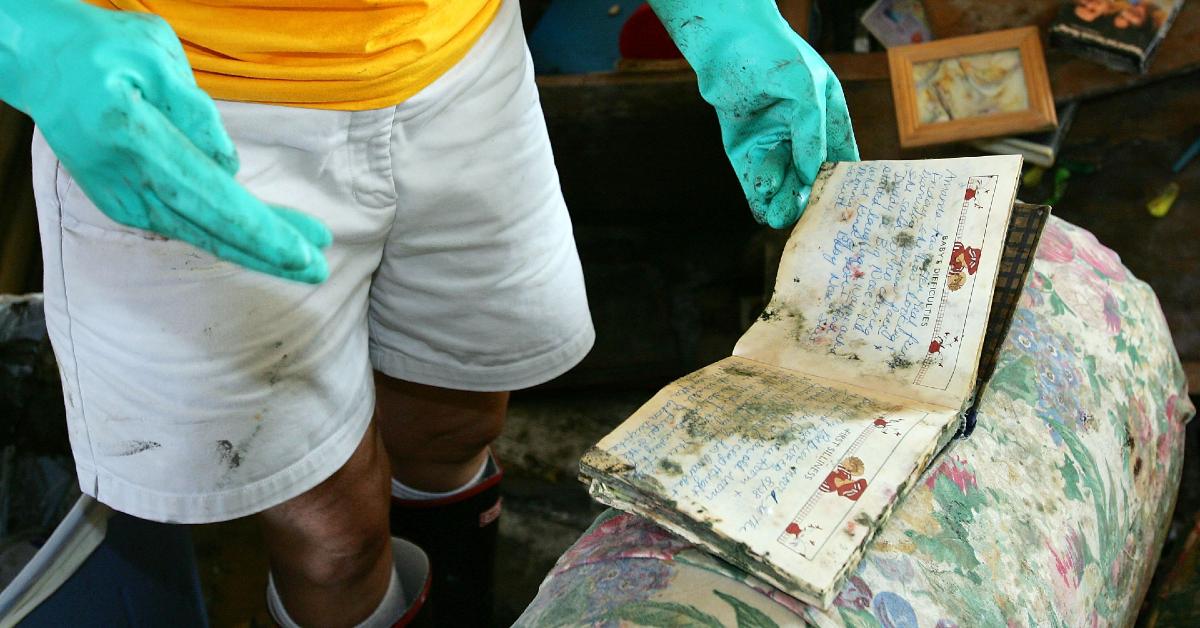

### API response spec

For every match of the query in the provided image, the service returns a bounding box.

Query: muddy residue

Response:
[214,424,262,474]
[887,354,913,370]
[754,303,809,345]
[828,302,854,319]
[114,440,161,456]
[677,399,802,445]
[581,447,634,476]
[658,458,684,476]
[216,440,242,470]
[626,470,670,500]
[266,343,290,386]
[758,307,781,322]
[722,364,759,378]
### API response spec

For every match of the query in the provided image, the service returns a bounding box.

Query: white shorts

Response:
[30,0,593,524]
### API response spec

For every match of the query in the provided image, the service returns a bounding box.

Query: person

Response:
[0,0,857,625]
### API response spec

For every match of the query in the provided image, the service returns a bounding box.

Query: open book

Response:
[579,155,1049,608]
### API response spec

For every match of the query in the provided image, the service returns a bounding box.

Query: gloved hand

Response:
[647,0,860,228]
[0,0,330,283]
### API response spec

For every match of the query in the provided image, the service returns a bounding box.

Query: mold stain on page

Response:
[894,231,916,249]
[658,458,684,476]
[887,353,914,371]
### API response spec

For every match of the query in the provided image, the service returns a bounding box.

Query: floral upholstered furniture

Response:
[516,216,1195,627]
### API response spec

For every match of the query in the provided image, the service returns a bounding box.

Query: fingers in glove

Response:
[746,139,791,210]
[152,71,240,175]
[824,78,860,163]
[786,95,829,187]
[270,205,333,250]
[141,192,329,284]
[123,12,240,175]
[120,90,328,273]
[760,169,811,229]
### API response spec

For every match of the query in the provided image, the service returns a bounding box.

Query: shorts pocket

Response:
[52,160,174,243]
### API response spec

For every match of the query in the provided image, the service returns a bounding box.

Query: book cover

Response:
[971,101,1080,167]
[1050,0,1185,74]
[580,155,1050,608]
[861,0,934,47]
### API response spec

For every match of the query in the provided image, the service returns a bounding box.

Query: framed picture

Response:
[887,26,1057,148]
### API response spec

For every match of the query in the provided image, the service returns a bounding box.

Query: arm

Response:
[646,0,859,228]
[0,0,330,283]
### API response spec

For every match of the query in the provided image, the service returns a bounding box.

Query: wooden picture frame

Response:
[887,26,1057,148]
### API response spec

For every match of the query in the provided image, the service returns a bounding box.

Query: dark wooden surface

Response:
[922,0,1062,38]
[550,0,1200,103]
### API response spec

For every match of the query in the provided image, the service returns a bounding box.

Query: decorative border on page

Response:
[775,412,930,559]
[913,175,999,390]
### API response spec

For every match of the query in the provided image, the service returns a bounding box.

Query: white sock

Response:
[265,573,302,628]
[390,454,491,501]
[353,566,407,628]
[266,559,407,628]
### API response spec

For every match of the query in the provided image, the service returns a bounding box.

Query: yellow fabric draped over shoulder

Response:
[82,0,502,110]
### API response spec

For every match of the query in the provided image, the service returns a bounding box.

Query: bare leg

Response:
[373,374,508,491]
[257,421,394,627]
[375,373,508,626]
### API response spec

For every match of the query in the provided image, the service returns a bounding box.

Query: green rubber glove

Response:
[0,0,330,283]
[648,0,860,228]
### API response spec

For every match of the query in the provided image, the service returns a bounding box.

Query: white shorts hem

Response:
[79,395,374,524]
[368,322,595,392]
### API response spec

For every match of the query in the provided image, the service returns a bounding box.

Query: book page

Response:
[734,156,1022,409]
[581,356,959,606]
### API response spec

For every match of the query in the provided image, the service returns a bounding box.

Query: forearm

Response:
[643,0,814,113]
[645,0,800,61]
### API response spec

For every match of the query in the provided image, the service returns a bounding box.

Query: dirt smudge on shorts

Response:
[265,343,290,386]
[216,440,242,470]
[215,424,263,473]
[114,440,161,456]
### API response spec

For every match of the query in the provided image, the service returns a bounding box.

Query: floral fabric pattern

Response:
[516,217,1193,627]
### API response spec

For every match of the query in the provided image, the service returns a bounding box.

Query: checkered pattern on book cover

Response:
[963,203,1049,436]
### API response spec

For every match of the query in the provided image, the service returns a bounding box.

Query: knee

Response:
[392,406,506,467]
[425,407,506,463]
[375,377,509,465]
[273,518,391,589]
[261,422,392,589]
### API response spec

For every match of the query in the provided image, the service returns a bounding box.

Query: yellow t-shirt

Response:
[83,0,502,111]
